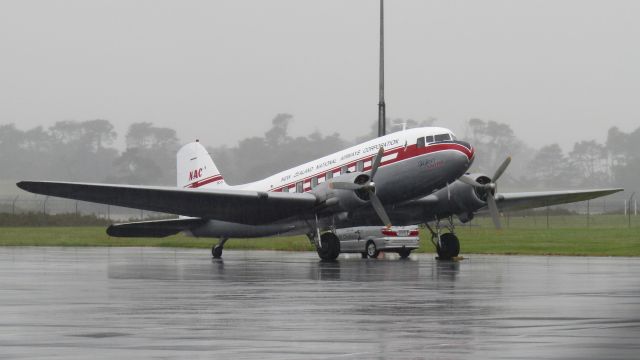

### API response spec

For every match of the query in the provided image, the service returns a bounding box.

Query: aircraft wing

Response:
[16,181,318,225]
[493,188,624,212]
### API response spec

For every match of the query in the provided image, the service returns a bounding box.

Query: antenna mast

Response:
[377,0,386,137]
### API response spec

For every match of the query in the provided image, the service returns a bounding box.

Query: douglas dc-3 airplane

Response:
[17,126,622,260]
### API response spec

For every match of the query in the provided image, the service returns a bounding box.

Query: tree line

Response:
[0,116,638,193]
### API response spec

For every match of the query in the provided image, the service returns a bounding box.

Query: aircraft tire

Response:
[317,232,340,261]
[437,233,460,260]
[366,240,379,258]
[212,245,223,258]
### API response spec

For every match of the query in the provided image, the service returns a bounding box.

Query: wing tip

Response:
[16,181,32,192]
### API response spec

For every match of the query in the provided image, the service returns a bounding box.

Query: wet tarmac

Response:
[1,247,639,359]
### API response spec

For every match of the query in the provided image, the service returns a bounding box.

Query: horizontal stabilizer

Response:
[107,218,206,238]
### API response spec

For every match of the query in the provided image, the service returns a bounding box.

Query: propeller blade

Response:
[369,146,385,180]
[330,182,363,191]
[459,174,483,188]
[368,190,392,228]
[492,156,512,182]
[486,193,502,229]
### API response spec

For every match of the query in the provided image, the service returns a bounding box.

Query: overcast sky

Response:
[1,0,639,151]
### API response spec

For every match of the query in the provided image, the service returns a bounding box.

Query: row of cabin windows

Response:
[280,159,370,193]
[416,133,454,148]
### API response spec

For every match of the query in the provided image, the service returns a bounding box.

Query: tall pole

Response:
[377,0,386,138]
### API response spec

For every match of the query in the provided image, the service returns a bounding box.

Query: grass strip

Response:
[0,225,638,256]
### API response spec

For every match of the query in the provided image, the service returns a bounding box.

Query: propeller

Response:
[330,147,392,227]
[458,156,511,229]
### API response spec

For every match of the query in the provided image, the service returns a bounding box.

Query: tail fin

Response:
[177,141,228,189]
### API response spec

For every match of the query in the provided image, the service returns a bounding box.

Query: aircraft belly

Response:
[189,219,303,238]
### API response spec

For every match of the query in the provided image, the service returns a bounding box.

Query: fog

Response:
[2,0,639,150]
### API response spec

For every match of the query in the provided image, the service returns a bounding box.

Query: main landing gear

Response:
[311,232,340,261]
[425,216,460,261]
[211,237,228,259]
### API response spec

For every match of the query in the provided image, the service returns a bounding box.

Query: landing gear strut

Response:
[425,216,460,260]
[212,237,228,259]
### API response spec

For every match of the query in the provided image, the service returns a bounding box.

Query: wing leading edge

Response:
[494,188,624,212]
[16,181,317,225]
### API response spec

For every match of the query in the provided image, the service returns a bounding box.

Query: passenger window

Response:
[417,137,425,148]
[311,177,318,188]
[425,135,434,143]
[326,171,333,180]
[434,133,451,142]
[282,186,289,193]
[356,160,364,172]
[341,165,348,174]
[296,181,303,193]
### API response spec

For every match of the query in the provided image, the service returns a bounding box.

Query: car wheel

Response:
[366,241,379,258]
[398,248,411,259]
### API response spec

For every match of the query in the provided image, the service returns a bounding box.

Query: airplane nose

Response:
[450,140,475,175]
[453,140,474,164]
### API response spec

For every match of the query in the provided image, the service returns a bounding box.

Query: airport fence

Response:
[0,191,638,228]
[0,195,166,222]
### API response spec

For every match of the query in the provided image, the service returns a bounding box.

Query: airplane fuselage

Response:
[188,127,475,238]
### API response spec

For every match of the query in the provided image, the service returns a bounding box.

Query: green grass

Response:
[1,214,639,256]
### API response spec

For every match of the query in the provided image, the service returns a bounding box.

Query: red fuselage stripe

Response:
[185,174,224,188]
[272,142,474,192]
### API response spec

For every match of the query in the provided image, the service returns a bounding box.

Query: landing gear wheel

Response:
[212,245,223,259]
[437,233,460,260]
[398,248,411,259]
[366,241,379,258]
[316,232,340,261]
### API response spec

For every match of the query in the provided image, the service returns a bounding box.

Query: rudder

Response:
[177,141,228,189]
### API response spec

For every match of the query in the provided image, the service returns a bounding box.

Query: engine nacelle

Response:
[312,172,372,213]
[430,173,491,222]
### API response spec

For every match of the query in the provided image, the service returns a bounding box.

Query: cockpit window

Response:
[434,133,451,142]
[416,137,426,148]
[425,135,434,143]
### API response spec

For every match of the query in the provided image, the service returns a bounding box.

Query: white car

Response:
[335,226,420,259]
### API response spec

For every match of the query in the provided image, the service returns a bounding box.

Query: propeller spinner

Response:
[330,147,392,227]
[458,156,511,229]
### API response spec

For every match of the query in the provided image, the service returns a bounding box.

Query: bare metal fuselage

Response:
[187,145,472,238]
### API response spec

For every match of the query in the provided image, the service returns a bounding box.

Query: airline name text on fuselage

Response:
[279,138,400,182]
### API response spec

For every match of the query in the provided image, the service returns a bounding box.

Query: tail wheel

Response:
[437,233,460,260]
[316,232,340,261]
[366,240,379,258]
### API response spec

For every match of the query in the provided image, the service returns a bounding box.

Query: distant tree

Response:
[265,113,293,147]
[605,126,640,192]
[528,144,575,189]
[210,114,348,184]
[46,120,119,181]
[107,148,164,185]
[109,122,179,185]
[125,122,178,150]
[569,140,609,186]
[462,119,531,189]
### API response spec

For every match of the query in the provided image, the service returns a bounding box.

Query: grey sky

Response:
[1,0,639,151]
